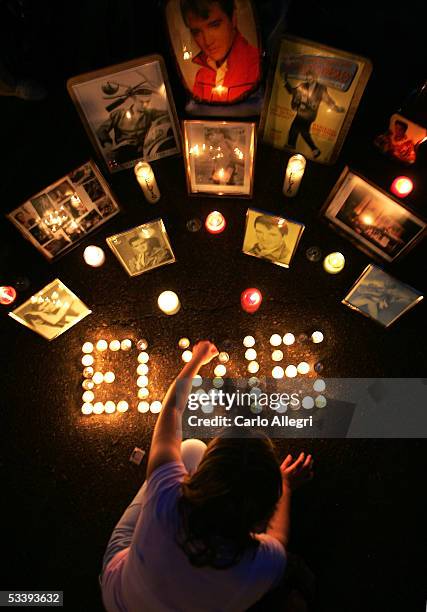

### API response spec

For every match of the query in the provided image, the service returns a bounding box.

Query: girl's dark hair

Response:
[177,435,282,569]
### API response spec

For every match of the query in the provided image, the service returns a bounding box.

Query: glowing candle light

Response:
[104,371,115,384]
[117,401,129,413]
[313,379,326,392]
[241,288,262,314]
[138,401,150,413]
[272,350,283,362]
[82,355,94,367]
[134,161,161,203]
[182,350,193,363]
[297,362,310,375]
[272,366,284,379]
[247,361,259,374]
[214,364,226,377]
[391,176,413,197]
[311,331,324,344]
[302,396,315,409]
[178,337,190,349]
[138,352,149,364]
[96,339,108,352]
[323,252,345,274]
[92,372,104,385]
[315,395,327,408]
[283,154,306,197]
[213,377,224,388]
[0,286,17,305]
[82,379,94,391]
[82,342,94,354]
[109,340,121,352]
[137,375,149,388]
[121,339,132,351]
[137,338,148,350]
[158,291,181,315]
[82,390,95,403]
[83,366,94,378]
[137,364,149,376]
[192,375,203,387]
[83,245,105,267]
[245,348,257,361]
[218,352,229,363]
[105,401,116,414]
[270,334,282,347]
[283,333,295,346]
[243,336,255,348]
[150,401,162,414]
[285,365,298,378]
[81,403,93,415]
[138,387,149,400]
[205,211,226,234]
[93,402,105,414]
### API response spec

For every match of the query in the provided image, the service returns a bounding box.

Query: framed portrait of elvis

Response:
[260,35,372,164]
[164,0,263,116]
[67,55,181,173]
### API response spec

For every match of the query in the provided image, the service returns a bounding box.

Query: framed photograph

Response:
[374,113,427,165]
[343,264,423,327]
[67,55,181,173]
[260,35,372,164]
[164,0,261,106]
[106,219,176,277]
[321,167,426,262]
[6,160,120,261]
[9,279,92,341]
[242,208,305,268]
[183,120,256,196]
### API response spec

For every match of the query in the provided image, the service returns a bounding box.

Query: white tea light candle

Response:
[158,291,181,315]
[83,245,105,267]
[283,154,306,197]
[134,161,161,203]
[323,252,345,274]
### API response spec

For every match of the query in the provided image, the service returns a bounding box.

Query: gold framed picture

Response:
[9,279,92,341]
[242,208,305,268]
[106,219,176,277]
[343,264,423,327]
[67,55,181,173]
[183,119,256,196]
[260,35,372,164]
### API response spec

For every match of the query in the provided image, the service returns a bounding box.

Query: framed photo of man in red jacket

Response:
[165,0,262,107]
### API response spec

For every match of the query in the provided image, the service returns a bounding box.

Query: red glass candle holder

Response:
[241,288,262,314]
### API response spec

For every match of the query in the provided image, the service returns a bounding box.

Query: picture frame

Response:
[260,35,372,165]
[242,208,305,268]
[67,55,181,173]
[106,219,176,277]
[321,167,426,263]
[342,264,423,328]
[164,0,262,107]
[6,160,120,261]
[183,120,256,197]
[9,279,92,341]
[374,112,427,165]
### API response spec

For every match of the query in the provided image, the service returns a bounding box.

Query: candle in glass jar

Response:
[134,161,161,203]
[283,154,306,197]
[323,252,345,274]
[205,211,226,234]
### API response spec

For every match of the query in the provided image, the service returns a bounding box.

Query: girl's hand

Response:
[191,340,219,366]
[280,452,314,490]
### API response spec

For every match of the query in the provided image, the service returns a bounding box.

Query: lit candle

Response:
[285,365,298,378]
[213,377,224,388]
[315,395,327,408]
[247,361,259,374]
[302,396,315,409]
[92,372,104,385]
[117,401,129,413]
[283,154,306,197]
[96,339,108,352]
[158,291,181,315]
[218,352,229,363]
[150,401,162,414]
[82,390,94,403]
[283,333,295,346]
[0,286,17,305]
[272,350,283,362]
[83,245,105,267]
[323,252,345,274]
[182,350,193,363]
[311,331,324,344]
[272,366,284,379]
[297,362,310,375]
[137,338,148,350]
[83,366,94,378]
[82,354,94,367]
[138,352,149,364]
[137,364,149,376]
[93,402,105,414]
[241,288,262,314]
[81,403,93,415]
[391,176,413,197]
[82,342,94,354]
[178,337,190,349]
[104,371,115,383]
[109,340,121,352]
[138,401,150,413]
[138,387,149,400]
[192,375,203,387]
[205,211,226,234]
[134,161,161,203]
[243,336,255,348]
[214,364,226,377]
[121,339,132,351]
[105,401,116,414]
[82,379,94,391]
[137,375,149,388]
[270,334,282,347]
[245,348,257,361]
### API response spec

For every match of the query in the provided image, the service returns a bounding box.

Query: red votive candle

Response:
[241,288,262,314]
[391,176,413,197]
[0,286,17,305]
[205,211,226,234]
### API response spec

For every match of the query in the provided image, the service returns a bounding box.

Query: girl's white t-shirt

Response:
[102,461,287,612]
